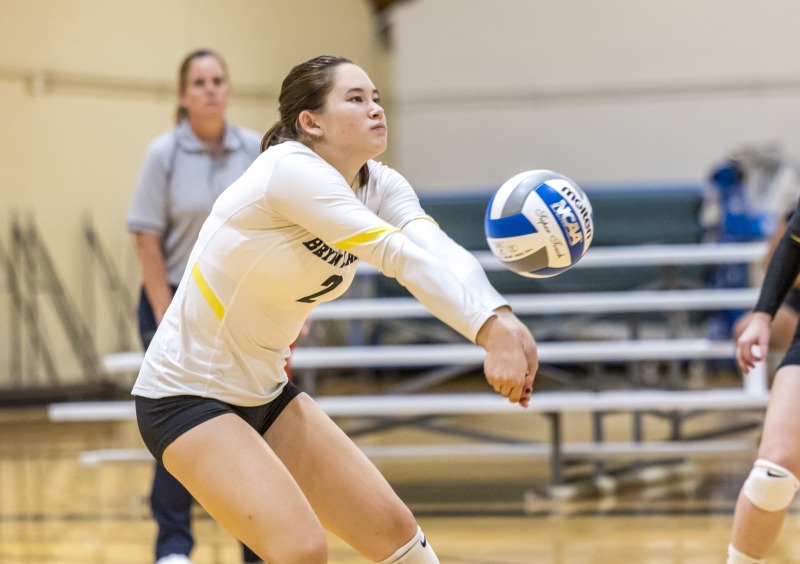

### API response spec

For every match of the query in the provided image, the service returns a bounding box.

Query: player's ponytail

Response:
[260,121,292,152]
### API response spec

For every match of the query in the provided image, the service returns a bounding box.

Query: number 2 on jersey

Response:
[297,275,344,303]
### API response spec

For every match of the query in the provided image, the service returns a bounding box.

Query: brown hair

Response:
[175,49,228,124]
[261,55,369,187]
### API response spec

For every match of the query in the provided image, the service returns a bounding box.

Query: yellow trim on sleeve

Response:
[791,234,800,245]
[333,226,400,251]
[405,215,439,228]
[192,263,225,321]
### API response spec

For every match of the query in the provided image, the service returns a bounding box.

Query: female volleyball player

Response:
[730,198,800,563]
[126,49,263,564]
[132,55,538,563]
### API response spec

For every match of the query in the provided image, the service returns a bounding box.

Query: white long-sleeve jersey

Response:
[132,141,508,405]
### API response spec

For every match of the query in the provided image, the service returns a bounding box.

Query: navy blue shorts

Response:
[135,382,302,464]
[782,327,800,369]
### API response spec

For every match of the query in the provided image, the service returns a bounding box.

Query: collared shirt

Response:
[126,120,261,284]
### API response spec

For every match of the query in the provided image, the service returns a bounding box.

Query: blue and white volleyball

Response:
[485,170,594,278]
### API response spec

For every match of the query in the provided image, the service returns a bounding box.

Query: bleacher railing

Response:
[0,216,138,401]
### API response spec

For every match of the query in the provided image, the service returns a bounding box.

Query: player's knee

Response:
[377,526,438,563]
[291,538,327,564]
[743,458,800,512]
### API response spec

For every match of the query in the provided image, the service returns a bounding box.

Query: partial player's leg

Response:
[768,306,800,351]
[162,412,327,564]
[729,365,800,562]
[265,393,438,562]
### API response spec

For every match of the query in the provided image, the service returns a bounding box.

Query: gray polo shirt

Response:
[126,120,261,285]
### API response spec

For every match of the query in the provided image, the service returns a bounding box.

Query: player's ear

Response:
[298,110,322,139]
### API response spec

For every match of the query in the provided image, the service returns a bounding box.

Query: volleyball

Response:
[484,170,594,278]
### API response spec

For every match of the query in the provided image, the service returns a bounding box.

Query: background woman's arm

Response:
[134,232,173,324]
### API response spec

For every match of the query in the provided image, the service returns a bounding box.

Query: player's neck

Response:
[306,143,363,188]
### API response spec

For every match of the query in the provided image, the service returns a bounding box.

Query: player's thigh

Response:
[757,365,800,474]
[264,393,417,560]
[770,306,800,351]
[162,412,325,560]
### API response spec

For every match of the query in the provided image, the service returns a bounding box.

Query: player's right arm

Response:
[738,198,800,372]
[736,311,771,374]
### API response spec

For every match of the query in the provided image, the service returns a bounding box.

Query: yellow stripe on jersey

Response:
[192,263,225,321]
[404,216,439,228]
[791,234,800,245]
[333,226,400,251]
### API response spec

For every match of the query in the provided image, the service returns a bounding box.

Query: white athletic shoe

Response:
[155,555,192,564]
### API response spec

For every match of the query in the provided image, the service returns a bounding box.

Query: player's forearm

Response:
[401,219,508,311]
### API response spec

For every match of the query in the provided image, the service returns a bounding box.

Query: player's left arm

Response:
[371,163,538,405]
[370,161,508,311]
[402,218,508,311]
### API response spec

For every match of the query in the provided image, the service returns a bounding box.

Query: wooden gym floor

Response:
[3,407,800,563]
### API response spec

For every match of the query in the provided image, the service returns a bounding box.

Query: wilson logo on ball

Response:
[484,170,594,278]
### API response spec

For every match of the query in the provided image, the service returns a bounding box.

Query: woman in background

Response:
[126,49,262,564]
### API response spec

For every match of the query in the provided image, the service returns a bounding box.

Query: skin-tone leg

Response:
[265,393,419,562]
[161,412,327,563]
[765,308,800,351]
[730,365,800,558]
